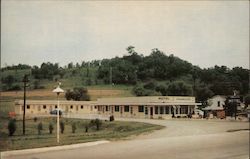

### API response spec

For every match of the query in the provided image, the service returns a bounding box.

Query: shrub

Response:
[38,122,43,135]
[60,121,65,134]
[49,123,53,134]
[71,122,76,133]
[92,118,102,131]
[8,119,16,136]
[84,123,89,133]
[143,81,156,90]
[133,85,150,96]
[109,115,115,122]
[34,117,38,122]
[9,84,22,91]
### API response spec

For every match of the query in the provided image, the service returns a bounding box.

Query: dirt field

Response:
[0,89,132,100]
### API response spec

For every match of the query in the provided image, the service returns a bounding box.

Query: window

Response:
[43,105,46,109]
[217,101,220,107]
[27,105,30,109]
[160,107,164,114]
[106,106,109,111]
[55,105,57,109]
[155,106,158,114]
[115,106,119,112]
[180,106,188,114]
[165,106,169,114]
[124,106,129,112]
[81,105,83,109]
[70,105,73,109]
[138,106,144,112]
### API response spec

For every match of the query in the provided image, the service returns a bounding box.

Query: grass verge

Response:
[0,117,164,151]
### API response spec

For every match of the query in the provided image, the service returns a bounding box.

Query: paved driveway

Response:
[4,119,250,159]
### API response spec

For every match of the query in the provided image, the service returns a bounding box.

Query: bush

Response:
[72,122,77,133]
[8,119,16,136]
[109,115,115,122]
[38,122,43,135]
[9,84,22,91]
[84,123,89,133]
[34,117,38,122]
[133,85,151,96]
[143,81,156,90]
[65,87,90,101]
[60,121,65,134]
[91,118,102,131]
[155,84,168,96]
[49,123,53,134]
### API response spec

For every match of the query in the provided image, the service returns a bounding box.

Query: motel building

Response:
[15,96,200,119]
[14,100,98,116]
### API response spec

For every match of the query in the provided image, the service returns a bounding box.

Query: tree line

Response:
[1,46,249,104]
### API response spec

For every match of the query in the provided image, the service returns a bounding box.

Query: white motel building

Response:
[15,96,200,119]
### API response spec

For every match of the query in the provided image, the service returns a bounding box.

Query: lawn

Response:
[0,117,164,151]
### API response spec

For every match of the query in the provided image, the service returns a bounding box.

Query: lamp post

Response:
[52,82,64,143]
[229,90,240,120]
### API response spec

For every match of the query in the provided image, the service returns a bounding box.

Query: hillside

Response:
[1,47,249,105]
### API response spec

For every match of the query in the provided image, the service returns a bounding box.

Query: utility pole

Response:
[248,69,250,94]
[22,74,29,135]
[110,67,113,96]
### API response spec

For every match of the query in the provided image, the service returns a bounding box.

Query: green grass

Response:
[0,117,164,151]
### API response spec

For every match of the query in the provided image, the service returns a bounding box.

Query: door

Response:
[150,107,153,118]
[145,107,148,115]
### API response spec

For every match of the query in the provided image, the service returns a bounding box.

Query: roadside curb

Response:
[1,140,109,159]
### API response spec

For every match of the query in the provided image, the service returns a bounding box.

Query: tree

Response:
[196,86,214,108]
[244,94,250,108]
[60,121,65,134]
[224,97,237,117]
[143,81,156,90]
[38,122,43,135]
[72,122,77,133]
[8,119,16,136]
[155,84,168,96]
[49,123,53,134]
[90,119,102,131]
[68,62,73,69]
[65,87,90,101]
[3,75,15,89]
[133,85,151,96]
[167,81,192,96]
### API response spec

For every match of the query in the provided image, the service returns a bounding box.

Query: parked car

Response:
[50,109,63,115]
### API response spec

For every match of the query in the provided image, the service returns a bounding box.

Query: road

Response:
[4,119,250,159]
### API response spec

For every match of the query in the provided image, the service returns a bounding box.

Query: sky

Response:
[1,1,249,69]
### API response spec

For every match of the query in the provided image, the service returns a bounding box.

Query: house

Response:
[203,95,226,119]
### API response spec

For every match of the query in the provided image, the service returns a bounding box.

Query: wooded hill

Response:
[1,46,249,104]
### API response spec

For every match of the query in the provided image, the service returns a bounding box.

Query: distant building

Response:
[203,95,226,119]
[15,96,201,119]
